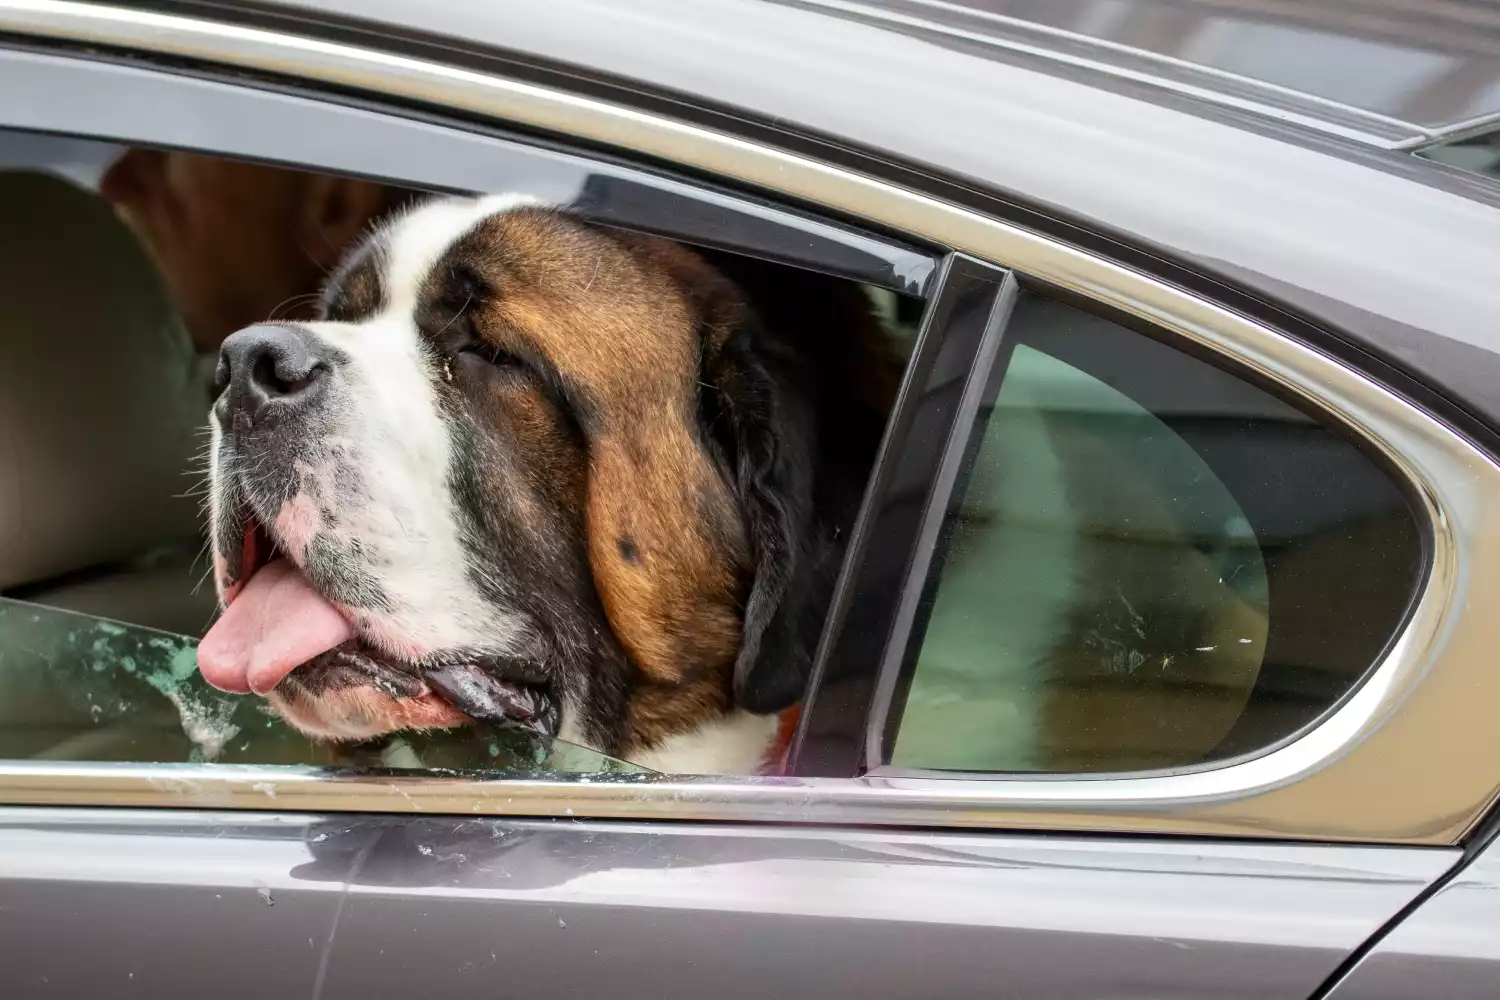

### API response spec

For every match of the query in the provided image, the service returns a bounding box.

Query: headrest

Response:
[0,171,208,590]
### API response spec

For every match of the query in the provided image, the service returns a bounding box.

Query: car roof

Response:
[872,0,1500,144]
[247,0,1500,148]
[261,0,1500,148]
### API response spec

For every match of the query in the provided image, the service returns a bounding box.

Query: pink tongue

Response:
[198,558,355,695]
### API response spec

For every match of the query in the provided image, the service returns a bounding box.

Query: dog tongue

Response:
[197,558,355,695]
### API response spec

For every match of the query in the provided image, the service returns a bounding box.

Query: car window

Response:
[1416,128,1500,182]
[0,128,921,777]
[0,598,639,771]
[890,292,1425,773]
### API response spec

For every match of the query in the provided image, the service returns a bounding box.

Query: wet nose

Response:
[214,324,327,425]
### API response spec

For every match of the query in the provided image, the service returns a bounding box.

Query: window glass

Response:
[0,599,638,771]
[1416,129,1500,182]
[0,128,913,777]
[891,293,1425,773]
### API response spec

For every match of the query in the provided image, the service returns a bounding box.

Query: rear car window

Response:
[891,292,1425,773]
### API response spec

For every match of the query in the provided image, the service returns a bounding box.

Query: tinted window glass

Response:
[891,293,1425,773]
[1416,129,1500,182]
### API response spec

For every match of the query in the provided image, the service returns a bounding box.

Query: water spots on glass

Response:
[0,596,649,774]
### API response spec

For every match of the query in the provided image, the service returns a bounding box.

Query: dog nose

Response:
[215,324,327,424]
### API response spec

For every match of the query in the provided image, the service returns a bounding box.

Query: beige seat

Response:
[0,170,217,636]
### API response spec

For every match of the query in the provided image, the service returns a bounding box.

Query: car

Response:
[1,0,1499,996]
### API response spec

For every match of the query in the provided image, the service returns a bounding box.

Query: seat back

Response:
[0,170,212,631]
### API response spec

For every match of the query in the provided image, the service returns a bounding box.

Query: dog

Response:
[196,194,899,774]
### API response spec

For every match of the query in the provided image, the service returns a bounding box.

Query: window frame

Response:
[790,257,1019,777]
[793,277,1433,781]
[1408,116,1500,185]
[0,3,1494,846]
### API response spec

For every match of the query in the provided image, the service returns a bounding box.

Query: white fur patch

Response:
[628,711,779,775]
[207,416,228,601]
[283,195,546,661]
[381,194,544,316]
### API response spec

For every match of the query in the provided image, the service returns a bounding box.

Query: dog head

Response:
[197,194,894,771]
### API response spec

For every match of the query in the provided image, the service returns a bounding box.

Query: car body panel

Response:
[1323,829,1500,999]
[0,807,1459,999]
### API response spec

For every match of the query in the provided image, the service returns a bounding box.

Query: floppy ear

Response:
[574,237,753,707]
[700,321,827,715]
[577,229,890,720]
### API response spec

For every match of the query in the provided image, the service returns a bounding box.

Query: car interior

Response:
[0,169,213,635]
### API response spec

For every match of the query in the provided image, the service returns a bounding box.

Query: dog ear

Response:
[576,238,753,710]
[579,230,887,721]
[700,320,828,715]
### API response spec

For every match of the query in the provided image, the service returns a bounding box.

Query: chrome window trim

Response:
[1,0,1497,845]
[1396,110,1500,153]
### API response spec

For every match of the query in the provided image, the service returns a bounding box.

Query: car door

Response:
[1,5,1498,998]
[1320,811,1500,999]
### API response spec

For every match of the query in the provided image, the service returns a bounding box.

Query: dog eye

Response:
[460,342,525,370]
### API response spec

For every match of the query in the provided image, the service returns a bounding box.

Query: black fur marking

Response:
[415,262,487,355]
[617,536,640,564]
[441,416,633,754]
[321,240,388,322]
[304,533,393,613]
[693,250,893,715]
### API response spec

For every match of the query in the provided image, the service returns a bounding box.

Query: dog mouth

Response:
[197,513,558,739]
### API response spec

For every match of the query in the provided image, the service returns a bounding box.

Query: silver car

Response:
[1,1,1498,997]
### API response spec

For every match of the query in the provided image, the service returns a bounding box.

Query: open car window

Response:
[0,125,925,778]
